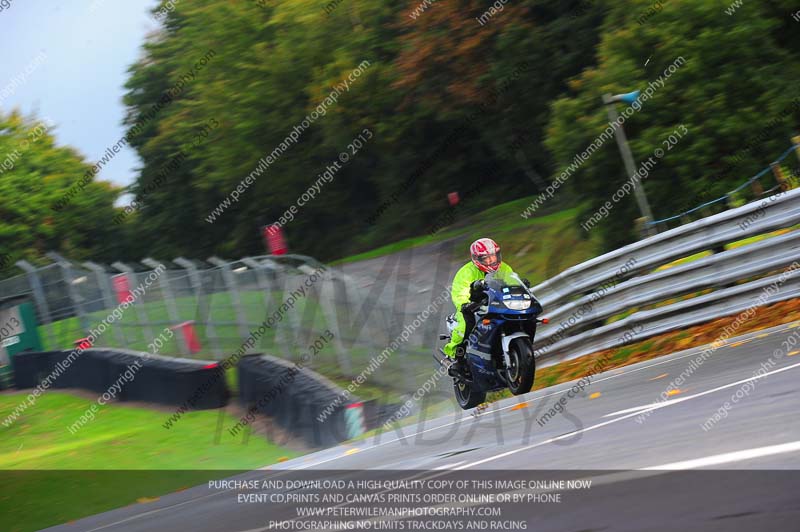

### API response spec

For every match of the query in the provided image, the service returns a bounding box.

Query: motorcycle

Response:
[437,271,546,409]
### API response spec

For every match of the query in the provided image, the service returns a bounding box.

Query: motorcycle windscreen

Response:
[484,270,542,313]
[484,269,525,291]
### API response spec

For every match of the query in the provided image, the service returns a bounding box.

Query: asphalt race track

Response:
[45,321,800,532]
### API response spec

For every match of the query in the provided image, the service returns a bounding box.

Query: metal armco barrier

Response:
[536,228,800,346]
[538,268,800,368]
[533,188,800,366]
[532,188,800,307]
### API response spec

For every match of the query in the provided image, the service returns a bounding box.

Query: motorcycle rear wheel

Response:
[454,379,486,410]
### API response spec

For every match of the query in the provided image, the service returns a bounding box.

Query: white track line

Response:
[641,441,800,470]
[235,442,800,532]
[291,352,722,469]
[603,400,678,417]
[80,326,799,531]
[289,323,796,470]
[454,360,800,470]
[433,460,466,470]
[603,401,669,417]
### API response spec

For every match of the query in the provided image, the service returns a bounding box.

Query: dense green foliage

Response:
[546,0,800,248]
[118,0,605,260]
[2,0,799,269]
[0,112,122,271]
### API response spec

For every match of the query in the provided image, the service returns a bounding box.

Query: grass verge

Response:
[0,392,296,532]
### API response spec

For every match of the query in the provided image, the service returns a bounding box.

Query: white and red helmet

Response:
[470,238,502,273]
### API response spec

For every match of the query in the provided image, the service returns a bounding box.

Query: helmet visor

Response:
[475,251,501,270]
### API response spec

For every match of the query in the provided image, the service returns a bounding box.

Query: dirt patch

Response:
[224,401,316,454]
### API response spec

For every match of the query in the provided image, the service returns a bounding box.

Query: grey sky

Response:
[0,0,158,189]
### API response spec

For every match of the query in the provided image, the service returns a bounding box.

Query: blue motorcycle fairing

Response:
[462,280,542,393]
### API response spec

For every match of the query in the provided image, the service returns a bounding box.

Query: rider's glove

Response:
[522,278,531,288]
[461,301,480,314]
[469,279,486,302]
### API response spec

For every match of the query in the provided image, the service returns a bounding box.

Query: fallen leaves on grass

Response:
[534,298,800,393]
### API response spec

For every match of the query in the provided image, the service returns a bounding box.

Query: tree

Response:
[545,0,800,249]
[0,111,122,274]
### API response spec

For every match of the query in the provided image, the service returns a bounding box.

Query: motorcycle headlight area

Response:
[504,299,531,310]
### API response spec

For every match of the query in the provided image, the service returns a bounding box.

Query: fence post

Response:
[294,262,322,348]
[317,267,353,377]
[272,263,301,360]
[241,257,290,357]
[345,281,394,353]
[111,261,154,347]
[46,252,90,333]
[143,258,188,355]
[82,261,127,348]
[175,257,222,358]
[751,177,764,197]
[15,260,56,349]
[208,257,250,344]
[770,162,789,191]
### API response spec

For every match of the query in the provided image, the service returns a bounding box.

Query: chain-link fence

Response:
[0,245,460,394]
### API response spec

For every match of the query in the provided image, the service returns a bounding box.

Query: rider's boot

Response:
[447,345,468,379]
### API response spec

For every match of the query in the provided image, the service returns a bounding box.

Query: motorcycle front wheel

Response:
[507,338,535,395]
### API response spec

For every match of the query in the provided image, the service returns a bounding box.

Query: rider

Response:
[443,238,523,377]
